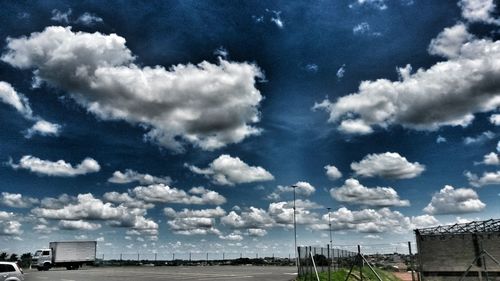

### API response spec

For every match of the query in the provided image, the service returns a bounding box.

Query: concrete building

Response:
[415,219,500,281]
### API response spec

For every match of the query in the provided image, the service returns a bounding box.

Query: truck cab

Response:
[32,249,52,271]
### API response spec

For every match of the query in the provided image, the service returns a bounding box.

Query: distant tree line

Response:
[0,252,32,268]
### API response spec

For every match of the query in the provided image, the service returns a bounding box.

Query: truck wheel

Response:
[43,263,50,271]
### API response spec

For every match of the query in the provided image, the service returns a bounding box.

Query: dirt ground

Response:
[393,271,414,281]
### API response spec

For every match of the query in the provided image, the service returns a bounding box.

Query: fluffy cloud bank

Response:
[423,185,486,214]
[108,169,171,185]
[465,170,500,187]
[276,181,316,197]
[330,178,410,207]
[459,0,500,25]
[351,152,425,179]
[314,21,500,134]
[0,192,39,208]
[32,193,158,235]
[312,207,437,234]
[164,207,226,236]
[59,220,101,231]
[133,185,226,205]
[9,155,100,177]
[1,26,264,152]
[186,154,274,186]
[0,211,22,236]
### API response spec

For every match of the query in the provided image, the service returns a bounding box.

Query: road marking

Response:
[61,279,76,281]
[284,272,298,275]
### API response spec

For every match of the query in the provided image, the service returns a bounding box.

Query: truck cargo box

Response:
[49,241,96,263]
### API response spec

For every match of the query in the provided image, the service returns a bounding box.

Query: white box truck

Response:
[32,241,96,271]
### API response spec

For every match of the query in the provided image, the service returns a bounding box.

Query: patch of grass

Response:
[297,267,403,281]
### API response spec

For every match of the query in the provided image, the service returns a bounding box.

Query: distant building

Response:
[415,219,500,281]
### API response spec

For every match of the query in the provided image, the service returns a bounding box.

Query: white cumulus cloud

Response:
[221,207,274,229]
[464,131,495,145]
[277,181,316,197]
[108,169,171,185]
[330,178,410,207]
[349,0,388,10]
[1,26,264,152]
[219,232,244,241]
[32,193,158,235]
[51,9,72,23]
[324,165,342,180]
[76,12,103,26]
[0,192,39,208]
[477,152,500,165]
[59,220,101,231]
[0,220,23,236]
[423,185,486,214]
[459,0,500,25]
[9,155,100,177]
[351,152,425,179]
[247,228,267,237]
[428,23,473,58]
[314,23,500,134]
[24,120,61,138]
[465,170,500,187]
[490,114,500,125]
[0,211,23,236]
[186,154,274,186]
[133,184,226,205]
[164,206,226,219]
[313,207,413,234]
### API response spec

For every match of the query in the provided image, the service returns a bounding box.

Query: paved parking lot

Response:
[23,265,297,281]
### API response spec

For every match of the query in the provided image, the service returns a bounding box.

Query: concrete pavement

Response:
[23,265,297,281]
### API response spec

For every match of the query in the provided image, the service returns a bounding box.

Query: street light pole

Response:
[327,207,332,247]
[292,185,299,272]
[327,207,333,270]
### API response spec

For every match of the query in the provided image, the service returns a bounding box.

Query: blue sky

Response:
[1,0,500,257]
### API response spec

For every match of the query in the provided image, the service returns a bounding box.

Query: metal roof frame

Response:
[415,219,500,236]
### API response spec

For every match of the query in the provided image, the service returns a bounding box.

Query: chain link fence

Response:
[94,252,295,266]
[298,245,357,279]
[298,243,417,281]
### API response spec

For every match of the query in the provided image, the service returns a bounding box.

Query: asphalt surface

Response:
[23,265,297,281]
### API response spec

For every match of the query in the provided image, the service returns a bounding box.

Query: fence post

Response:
[328,244,331,281]
[358,245,363,281]
[298,247,301,277]
[409,241,416,281]
[306,246,314,280]
[321,247,324,273]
